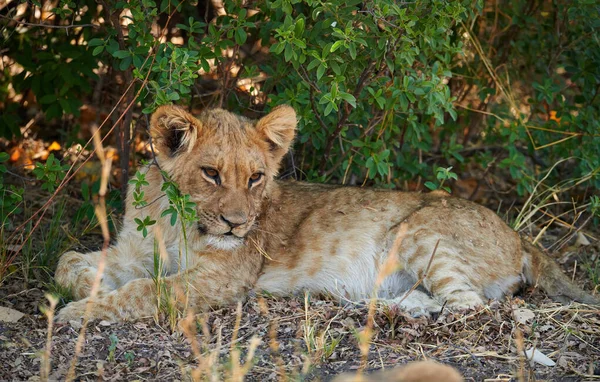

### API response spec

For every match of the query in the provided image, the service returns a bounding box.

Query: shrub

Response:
[1,0,599,194]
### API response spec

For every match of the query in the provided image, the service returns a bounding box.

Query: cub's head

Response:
[149,105,296,250]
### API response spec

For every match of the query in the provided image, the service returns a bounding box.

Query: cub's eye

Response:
[248,172,263,188]
[202,168,221,185]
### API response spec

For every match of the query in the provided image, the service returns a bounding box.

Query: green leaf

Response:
[386,58,394,73]
[330,61,341,76]
[424,181,437,190]
[448,108,457,121]
[324,103,334,116]
[132,54,143,68]
[348,43,357,60]
[293,38,306,49]
[294,17,305,36]
[331,40,344,52]
[39,95,56,105]
[235,28,247,45]
[88,38,104,47]
[316,64,326,80]
[113,50,131,59]
[45,103,62,119]
[119,56,132,71]
[92,46,104,56]
[307,58,320,71]
[284,43,293,62]
[340,93,356,108]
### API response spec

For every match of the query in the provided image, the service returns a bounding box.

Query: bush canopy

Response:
[1,0,599,196]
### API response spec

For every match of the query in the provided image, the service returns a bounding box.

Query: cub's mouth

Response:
[198,223,245,239]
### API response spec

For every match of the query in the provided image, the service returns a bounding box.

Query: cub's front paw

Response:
[55,299,88,323]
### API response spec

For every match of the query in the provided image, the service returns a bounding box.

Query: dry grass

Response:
[63,126,113,382]
[2,289,598,380]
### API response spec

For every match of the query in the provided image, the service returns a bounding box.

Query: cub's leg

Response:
[397,198,524,311]
[55,250,108,300]
[401,244,487,310]
[377,269,443,317]
[55,249,263,322]
[55,240,150,300]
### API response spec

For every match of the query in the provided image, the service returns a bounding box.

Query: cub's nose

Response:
[220,215,247,228]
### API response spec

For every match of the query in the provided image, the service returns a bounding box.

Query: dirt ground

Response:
[1,269,599,381]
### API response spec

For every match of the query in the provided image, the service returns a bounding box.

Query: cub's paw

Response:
[406,306,439,318]
[55,299,88,323]
[56,297,122,323]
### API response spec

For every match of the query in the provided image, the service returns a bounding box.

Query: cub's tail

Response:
[521,238,599,305]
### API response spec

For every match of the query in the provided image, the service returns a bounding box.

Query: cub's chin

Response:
[204,234,244,251]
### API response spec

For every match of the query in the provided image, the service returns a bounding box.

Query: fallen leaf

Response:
[525,348,556,366]
[69,320,83,330]
[48,141,61,151]
[513,308,535,325]
[0,306,25,322]
[575,232,591,247]
[9,147,22,162]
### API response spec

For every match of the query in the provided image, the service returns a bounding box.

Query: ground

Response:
[1,248,599,381]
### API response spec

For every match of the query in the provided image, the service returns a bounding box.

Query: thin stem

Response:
[0,14,99,29]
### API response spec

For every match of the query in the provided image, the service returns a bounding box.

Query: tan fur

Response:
[55,106,598,322]
[332,361,463,382]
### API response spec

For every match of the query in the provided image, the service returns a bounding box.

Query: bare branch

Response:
[0,14,99,29]
[309,87,328,132]
[319,61,377,175]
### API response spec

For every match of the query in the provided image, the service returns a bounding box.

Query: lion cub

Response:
[55,105,598,321]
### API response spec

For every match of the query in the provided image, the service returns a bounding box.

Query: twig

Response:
[319,61,376,175]
[309,87,329,132]
[0,14,99,29]
[393,239,440,307]
[322,114,384,178]
[100,0,135,202]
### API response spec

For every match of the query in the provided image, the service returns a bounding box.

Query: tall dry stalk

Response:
[40,294,58,382]
[65,126,113,382]
[227,301,261,381]
[514,329,526,382]
[358,223,439,376]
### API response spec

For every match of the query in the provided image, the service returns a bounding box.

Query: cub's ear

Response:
[255,105,297,163]
[150,105,201,156]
